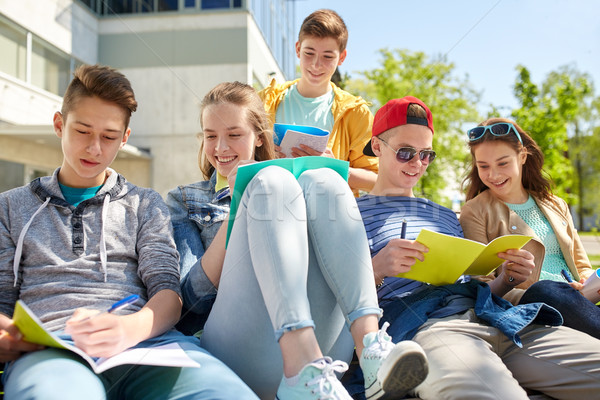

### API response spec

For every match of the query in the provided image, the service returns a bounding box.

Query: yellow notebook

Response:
[12,300,200,373]
[396,229,532,285]
[226,157,349,246]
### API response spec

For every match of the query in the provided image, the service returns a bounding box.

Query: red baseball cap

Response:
[363,96,434,156]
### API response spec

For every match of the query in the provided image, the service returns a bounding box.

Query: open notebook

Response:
[12,300,200,373]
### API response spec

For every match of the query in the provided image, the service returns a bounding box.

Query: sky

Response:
[293,0,600,115]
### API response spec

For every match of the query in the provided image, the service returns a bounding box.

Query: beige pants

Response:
[411,309,600,400]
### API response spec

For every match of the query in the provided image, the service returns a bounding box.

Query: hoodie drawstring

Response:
[99,193,110,282]
[13,194,111,285]
[14,197,51,286]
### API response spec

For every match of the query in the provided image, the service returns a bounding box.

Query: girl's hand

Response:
[569,279,600,302]
[497,248,535,287]
[0,314,44,362]
[568,279,585,291]
[291,145,334,158]
[273,144,286,159]
[226,160,256,191]
[372,239,429,282]
[65,309,133,358]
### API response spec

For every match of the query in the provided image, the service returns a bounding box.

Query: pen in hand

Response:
[106,294,140,313]
[83,294,140,321]
[401,219,407,239]
[561,269,573,283]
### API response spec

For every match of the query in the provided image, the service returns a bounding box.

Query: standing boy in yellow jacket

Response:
[259,9,378,194]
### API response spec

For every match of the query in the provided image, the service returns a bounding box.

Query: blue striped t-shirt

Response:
[357,195,467,307]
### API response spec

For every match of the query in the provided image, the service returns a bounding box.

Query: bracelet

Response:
[376,277,385,289]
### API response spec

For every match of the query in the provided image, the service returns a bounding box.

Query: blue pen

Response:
[561,269,573,283]
[81,294,139,321]
[401,219,407,239]
[215,187,230,201]
[106,294,140,314]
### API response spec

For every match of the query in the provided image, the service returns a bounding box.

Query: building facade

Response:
[0,0,295,194]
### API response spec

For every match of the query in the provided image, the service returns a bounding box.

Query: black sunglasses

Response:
[378,138,436,164]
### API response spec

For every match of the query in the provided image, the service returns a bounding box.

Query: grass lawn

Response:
[590,254,600,267]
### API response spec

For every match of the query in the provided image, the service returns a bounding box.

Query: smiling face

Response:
[54,95,129,188]
[473,140,528,203]
[371,124,434,196]
[201,102,262,178]
[295,36,346,98]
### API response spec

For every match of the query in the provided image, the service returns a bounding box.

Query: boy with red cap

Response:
[354,96,600,399]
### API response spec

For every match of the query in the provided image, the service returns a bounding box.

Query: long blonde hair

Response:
[198,82,275,179]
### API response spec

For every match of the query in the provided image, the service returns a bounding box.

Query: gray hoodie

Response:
[0,168,181,332]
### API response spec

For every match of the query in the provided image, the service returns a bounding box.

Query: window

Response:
[0,18,27,81]
[0,160,28,192]
[158,0,179,11]
[31,38,71,96]
[78,0,102,13]
[0,160,54,192]
[0,15,81,96]
[25,165,52,183]
[202,0,229,9]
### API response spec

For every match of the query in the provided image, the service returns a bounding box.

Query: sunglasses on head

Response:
[466,122,523,145]
[378,138,436,164]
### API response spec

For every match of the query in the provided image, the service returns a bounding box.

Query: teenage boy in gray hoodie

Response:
[0,64,257,399]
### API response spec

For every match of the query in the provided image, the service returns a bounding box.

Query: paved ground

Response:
[581,235,600,256]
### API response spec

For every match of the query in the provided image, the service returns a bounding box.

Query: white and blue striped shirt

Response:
[357,195,464,302]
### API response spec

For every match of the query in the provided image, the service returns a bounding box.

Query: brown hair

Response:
[463,118,553,201]
[378,103,429,142]
[198,81,275,179]
[298,9,348,52]
[61,64,137,129]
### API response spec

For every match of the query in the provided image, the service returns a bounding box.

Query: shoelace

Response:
[376,322,391,342]
[306,359,349,399]
[362,322,393,360]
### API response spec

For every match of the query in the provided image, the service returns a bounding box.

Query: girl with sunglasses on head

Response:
[460,118,600,338]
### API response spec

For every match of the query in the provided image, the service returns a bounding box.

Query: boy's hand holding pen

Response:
[68,294,140,323]
[372,219,429,279]
[65,295,140,357]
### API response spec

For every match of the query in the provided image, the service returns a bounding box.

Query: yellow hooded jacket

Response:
[259,79,379,192]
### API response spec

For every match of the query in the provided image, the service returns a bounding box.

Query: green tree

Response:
[512,65,600,229]
[346,49,481,205]
[512,66,574,201]
[572,128,600,229]
[543,66,598,229]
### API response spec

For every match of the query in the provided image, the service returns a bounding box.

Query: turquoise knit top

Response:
[505,195,572,282]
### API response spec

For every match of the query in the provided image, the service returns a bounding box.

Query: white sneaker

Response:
[276,357,352,400]
[361,322,428,399]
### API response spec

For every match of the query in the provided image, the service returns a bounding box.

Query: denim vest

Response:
[382,279,563,348]
[166,173,230,334]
